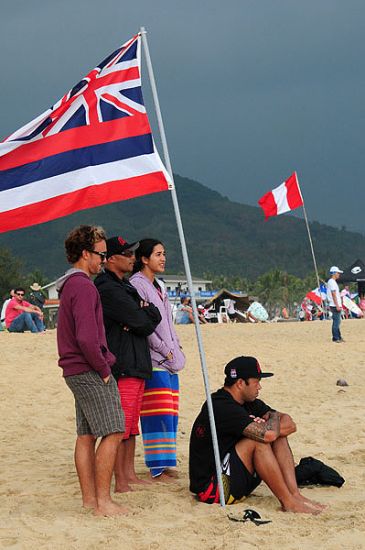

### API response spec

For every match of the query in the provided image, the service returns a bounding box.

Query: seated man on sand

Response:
[5,287,45,333]
[189,356,325,514]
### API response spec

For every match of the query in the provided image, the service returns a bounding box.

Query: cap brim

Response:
[127,241,139,252]
[260,372,274,378]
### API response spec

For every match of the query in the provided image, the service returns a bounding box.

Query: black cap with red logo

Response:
[106,236,139,259]
[224,356,273,386]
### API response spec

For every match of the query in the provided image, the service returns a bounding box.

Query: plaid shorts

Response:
[65,370,125,438]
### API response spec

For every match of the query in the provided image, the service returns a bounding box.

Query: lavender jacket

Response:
[129,272,185,373]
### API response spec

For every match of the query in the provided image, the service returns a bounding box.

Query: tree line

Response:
[1,246,354,318]
[206,269,353,317]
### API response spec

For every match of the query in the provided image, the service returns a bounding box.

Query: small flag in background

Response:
[306,283,327,305]
[258,172,303,219]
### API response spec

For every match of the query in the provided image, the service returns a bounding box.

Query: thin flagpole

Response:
[140,27,226,508]
[296,174,325,315]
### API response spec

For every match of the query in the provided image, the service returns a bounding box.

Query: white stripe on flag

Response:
[0,152,171,212]
[272,181,290,215]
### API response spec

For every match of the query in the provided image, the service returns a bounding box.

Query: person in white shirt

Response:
[326,266,344,343]
[1,289,15,329]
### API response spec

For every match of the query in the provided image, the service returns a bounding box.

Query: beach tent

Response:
[204,289,253,322]
[338,259,365,295]
[338,259,365,283]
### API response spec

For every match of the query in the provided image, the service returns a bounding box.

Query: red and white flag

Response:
[258,172,303,219]
[0,34,172,233]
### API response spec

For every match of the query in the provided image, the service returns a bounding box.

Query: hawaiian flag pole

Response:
[259,172,324,315]
[140,27,226,507]
[0,33,172,233]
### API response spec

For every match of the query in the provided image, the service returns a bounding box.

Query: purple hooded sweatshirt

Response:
[129,271,185,373]
[56,269,115,378]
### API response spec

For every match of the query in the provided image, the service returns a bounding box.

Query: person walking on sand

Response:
[94,236,161,493]
[189,356,326,514]
[326,266,344,343]
[56,225,126,517]
[130,239,186,482]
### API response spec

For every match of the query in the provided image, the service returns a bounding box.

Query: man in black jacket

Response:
[95,236,161,492]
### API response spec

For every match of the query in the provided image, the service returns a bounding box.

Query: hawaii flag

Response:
[258,172,303,219]
[0,33,172,234]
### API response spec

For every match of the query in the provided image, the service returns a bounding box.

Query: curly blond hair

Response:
[65,225,106,264]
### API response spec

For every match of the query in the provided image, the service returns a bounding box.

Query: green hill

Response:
[0,174,364,280]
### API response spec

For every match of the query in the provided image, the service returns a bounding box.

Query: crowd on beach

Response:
[3,225,349,518]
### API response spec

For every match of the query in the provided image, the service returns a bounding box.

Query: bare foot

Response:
[164,468,179,479]
[94,500,128,516]
[82,499,97,510]
[128,476,152,485]
[296,494,327,511]
[282,497,322,515]
[150,472,178,483]
[114,483,133,493]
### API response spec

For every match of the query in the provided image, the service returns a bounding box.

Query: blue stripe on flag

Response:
[0,133,154,191]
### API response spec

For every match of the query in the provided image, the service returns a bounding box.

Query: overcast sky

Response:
[1,0,364,232]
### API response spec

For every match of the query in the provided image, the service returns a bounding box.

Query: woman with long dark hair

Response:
[130,239,185,481]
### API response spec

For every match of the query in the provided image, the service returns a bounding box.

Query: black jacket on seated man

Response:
[94,269,161,381]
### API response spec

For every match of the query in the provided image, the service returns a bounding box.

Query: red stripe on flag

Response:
[257,190,278,219]
[0,115,151,170]
[0,172,169,233]
[305,291,322,305]
[285,172,303,210]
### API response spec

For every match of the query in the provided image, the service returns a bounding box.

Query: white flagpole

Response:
[296,175,325,314]
[140,27,226,507]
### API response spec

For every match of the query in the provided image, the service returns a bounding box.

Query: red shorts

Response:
[117,377,145,440]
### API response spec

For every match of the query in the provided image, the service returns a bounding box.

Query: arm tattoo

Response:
[243,422,268,442]
[266,411,280,436]
[243,411,280,442]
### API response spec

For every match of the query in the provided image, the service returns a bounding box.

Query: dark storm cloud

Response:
[1,0,364,231]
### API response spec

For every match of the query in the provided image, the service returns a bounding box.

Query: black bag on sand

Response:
[295,456,345,487]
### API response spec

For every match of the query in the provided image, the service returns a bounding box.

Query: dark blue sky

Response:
[1,0,364,232]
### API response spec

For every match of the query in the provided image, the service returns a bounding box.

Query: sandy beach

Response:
[1,319,364,550]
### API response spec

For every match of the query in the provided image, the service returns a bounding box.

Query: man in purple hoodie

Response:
[57,225,126,516]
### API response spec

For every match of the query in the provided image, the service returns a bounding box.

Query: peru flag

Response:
[258,172,303,219]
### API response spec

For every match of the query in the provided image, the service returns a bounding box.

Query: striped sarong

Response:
[140,369,179,472]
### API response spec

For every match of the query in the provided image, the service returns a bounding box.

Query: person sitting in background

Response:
[227,299,237,322]
[5,287,45,333]
[300,298,312,321]
[246,301,269,323]
[359,293,365,316]
[175,296,207,325]
[175,296,194,324]
[29,283,46,310]
[1,289,15,329]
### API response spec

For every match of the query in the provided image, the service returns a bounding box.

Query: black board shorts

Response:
[197,447,261,505]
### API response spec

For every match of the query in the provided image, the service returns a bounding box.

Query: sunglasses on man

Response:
[89,250,107,261]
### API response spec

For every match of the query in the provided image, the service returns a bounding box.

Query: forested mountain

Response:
[0,174,364,280]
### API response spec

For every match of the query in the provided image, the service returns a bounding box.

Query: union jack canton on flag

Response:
[0,33,172,233]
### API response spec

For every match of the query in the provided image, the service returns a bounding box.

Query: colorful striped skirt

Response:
[140,369,179,474]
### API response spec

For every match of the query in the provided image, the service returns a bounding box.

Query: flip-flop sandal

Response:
[228,508,272,526]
